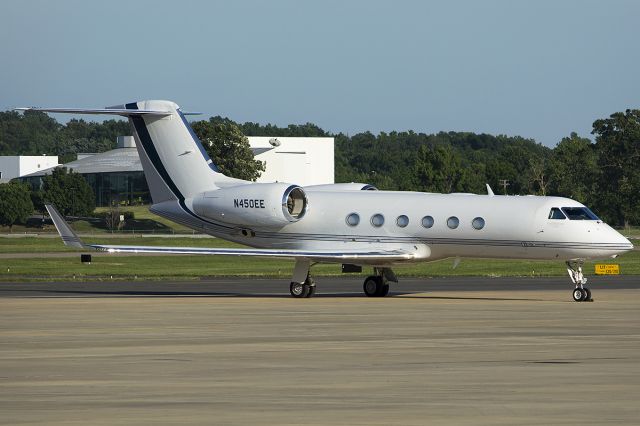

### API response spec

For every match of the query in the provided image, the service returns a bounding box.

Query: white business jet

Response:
[19,100,633,301]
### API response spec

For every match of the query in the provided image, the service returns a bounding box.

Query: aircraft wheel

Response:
[364,276,382,297]
[306,285,316,298]
[379,284,390,297]
[290,282,310,298]
[572,288,585,302]
[583,287,592,301]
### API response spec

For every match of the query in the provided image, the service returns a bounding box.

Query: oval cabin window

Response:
[421,216,434,228]
[447,216,459,229]
[396,215,409,228]
[371,214,385,227]
[472,217,485,230]
[346,213,360,226]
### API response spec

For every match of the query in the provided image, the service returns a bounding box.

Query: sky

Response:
[1,0,638,146]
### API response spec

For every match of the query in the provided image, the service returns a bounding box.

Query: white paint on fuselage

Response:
[157,190,633,263]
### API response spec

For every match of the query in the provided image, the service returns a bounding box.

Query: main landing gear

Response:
[289,276,316,298]
[289,259,316,298]
[288,260,398,299]
[363,267,396,297]
[567,260,592,302]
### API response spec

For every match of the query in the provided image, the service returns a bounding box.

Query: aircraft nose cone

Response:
[612,229,634,253]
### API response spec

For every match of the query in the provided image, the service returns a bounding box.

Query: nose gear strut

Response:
[566,260,592,302]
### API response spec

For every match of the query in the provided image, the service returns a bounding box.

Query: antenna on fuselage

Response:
[486,183,495,196]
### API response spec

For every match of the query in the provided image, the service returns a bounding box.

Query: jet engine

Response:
[192,183,308,227]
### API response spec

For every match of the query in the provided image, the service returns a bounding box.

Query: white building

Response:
[0,155,59,183]
[248,137,334,186]
[18,136,334,205]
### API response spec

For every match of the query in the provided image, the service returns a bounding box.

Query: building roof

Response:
[23,148,142,177]
[21,136,334,186]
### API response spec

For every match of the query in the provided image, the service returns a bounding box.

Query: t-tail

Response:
[122,100,245,203]
[16,100,309,232]
[16,100,243,205]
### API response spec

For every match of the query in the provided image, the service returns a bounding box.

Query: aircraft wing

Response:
[45,205,422,262]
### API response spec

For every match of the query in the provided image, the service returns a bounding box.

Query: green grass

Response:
[618,226,640,239]
[0,242,637,281]
[93,205,195,233]
[0,205,194,234]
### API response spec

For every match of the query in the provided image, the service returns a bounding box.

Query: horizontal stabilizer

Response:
[15,107,171,116]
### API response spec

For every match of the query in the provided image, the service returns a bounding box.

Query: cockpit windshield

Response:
[548,208,566,219]
[561,207,600,221]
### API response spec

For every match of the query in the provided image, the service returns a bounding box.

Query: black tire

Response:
[306,285,316,298]
[572,288,585,302]
[290,282,310,298]
[363,276,381,297]
[583,287,592,301]
[378,284,390,297]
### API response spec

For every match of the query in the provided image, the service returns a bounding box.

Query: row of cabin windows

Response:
[345,213,485,230]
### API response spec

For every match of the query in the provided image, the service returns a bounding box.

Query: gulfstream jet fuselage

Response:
[20,100,633,301]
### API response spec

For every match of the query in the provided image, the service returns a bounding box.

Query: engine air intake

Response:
[283,186,308,221]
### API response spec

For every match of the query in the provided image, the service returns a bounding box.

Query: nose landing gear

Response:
[567,260,593,302]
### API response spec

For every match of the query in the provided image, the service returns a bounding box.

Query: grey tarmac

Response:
[1,276,639,425]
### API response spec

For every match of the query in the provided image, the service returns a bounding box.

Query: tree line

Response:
[0,108,638,227]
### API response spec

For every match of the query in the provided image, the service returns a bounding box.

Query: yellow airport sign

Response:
[595,264,620,275]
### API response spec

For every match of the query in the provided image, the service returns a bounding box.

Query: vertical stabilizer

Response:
[16,100,243,205]
[122,100,241,204]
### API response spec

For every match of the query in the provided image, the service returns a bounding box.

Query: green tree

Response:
[0,182,34,230]
[42,167,95,216]
[414,144,467,193]
[591,109,640,226]
[526,155,552,196]
[191,120,265,181]
[1,111,127,161]
[548,132,597,204]
[57,118,125,163]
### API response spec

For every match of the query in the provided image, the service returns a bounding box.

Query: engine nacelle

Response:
[191,183,308,228]
[304,183,378,191]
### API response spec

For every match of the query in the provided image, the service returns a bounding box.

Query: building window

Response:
[447,216,459,229]
[371,213,385,227]
[346,213,360,227]
[396,215,409,228]
[421,216,434,228]
[472,217,485,230]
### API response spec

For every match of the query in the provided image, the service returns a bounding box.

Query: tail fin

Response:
[17,100,242,204]
[124,100,238,203]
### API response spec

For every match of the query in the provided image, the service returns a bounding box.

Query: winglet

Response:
[45,204,85,248]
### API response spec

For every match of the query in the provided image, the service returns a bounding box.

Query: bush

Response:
[0,182,34,230]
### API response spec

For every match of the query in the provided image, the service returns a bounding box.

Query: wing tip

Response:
[45,204,85,249]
